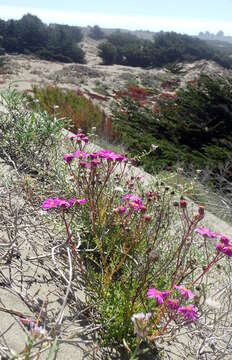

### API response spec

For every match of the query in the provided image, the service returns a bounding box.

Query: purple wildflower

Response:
[178,305,198,321]
[74,151,87,159]
[42,198,60,210]
[223,244,232,257]
[195,227,216,239]
[114,205,127,214]
[219,235,230,245]
[147,287,170,305]
[167,298,179,311]
[63,153,74,164]
[68,198,86,206]
[122,194,142,204]
[90,159,101,167]
[175,285,194,300]
[88,152,99,159]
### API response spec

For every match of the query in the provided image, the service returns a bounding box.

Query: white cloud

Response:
[0,5,231,35]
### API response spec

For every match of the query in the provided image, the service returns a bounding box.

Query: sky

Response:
[0,0,232,35]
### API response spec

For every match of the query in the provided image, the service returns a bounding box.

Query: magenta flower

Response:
[128,201,143,211]
[42,198,60,210]
[63,153,74,164]
[195,227,216,239]
[223,244,232,257]
[82,136,89,143]
[115,205,127,214]
[147,287,170,305]
[216,242,225,253]
[58,199,72,208]
[175,285,194,300]
[219,235,230,245]
[68,198,86,206]
[42,198,71,210]
[74,151,87,159]
[167,298,179,310]
[97,149,126,162]
[122,194,142,204]
[178,305,198,321]
[88,152,99,159]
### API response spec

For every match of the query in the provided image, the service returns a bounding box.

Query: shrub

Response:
[0,89,68,174]
[98,31,232,68]
[30,86,107,134]
[112,74,232,179]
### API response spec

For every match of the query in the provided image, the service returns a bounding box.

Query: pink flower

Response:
[74,151,87,159]
[175,285,194,300]
[178,305,198,321]
[129,201,143,212]
[63,153,74,163]
[122,194,142,204]
[195,227,216,239]
[97,149,126,162]
[42,198,60,210]
[114,205,127,214]
[58,199,71,208]
[42,198,71,210]
[68,198,86,206]
[82,136,89,143]
[223,244,232,257]
[167,298,179,310]
[88,153,99,159]
[216,242,225,253]
[147,287,170,305]
[219,235,230,245]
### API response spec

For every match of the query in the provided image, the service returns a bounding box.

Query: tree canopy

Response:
[99,31,232,68]
[0,14,85,63]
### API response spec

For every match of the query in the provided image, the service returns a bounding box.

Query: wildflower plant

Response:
[41,131,232,357]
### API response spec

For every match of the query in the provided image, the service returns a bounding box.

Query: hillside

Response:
[0,34,231,115]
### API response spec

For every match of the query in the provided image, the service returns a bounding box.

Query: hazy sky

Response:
[0,0,232,35]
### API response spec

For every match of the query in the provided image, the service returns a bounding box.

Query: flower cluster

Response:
[146,285,197,323]
[122,193,145,212]
[196,227,232,257]
[42,197,86,210]
[63,133,128,168]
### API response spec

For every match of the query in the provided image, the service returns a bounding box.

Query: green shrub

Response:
[30,86,107,134]
[112,74,232,178]
[0,89,68,173]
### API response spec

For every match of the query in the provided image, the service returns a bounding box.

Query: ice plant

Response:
[175,285,194,300]
[178,304,198,322]
[147,287,170,305]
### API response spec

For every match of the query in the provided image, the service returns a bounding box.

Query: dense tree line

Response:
[0,14,85,63]
[99,31,232,68]
[112,75,232,180]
